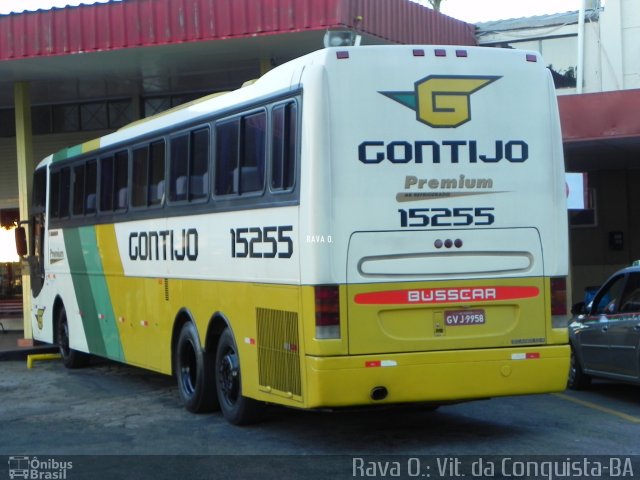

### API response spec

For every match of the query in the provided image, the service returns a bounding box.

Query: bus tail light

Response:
[315,285,340,339]
[550,276,568,316]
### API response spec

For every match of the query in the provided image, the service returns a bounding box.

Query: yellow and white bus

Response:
[18,45,570,425]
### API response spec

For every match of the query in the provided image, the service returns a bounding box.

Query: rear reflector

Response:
[550,276,568,316]
[315,285,340,339]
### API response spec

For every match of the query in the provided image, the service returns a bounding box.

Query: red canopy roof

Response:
[0,0,475,61]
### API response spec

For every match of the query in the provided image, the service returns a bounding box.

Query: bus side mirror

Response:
[15,226,27,257]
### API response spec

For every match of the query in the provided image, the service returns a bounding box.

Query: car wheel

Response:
[568,345,591,390]
[57,305,89,369]
[215,328,263,425]
[175,322,219,413]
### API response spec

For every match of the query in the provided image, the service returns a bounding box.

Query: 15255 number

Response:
[398,207,495,228]
[230,226,293,258]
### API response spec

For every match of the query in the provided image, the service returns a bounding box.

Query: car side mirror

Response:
[15,226,27,257]
[571,301,586,315]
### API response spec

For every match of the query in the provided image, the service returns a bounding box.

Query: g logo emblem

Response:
[381,75,500,128]
[36,308,45,330]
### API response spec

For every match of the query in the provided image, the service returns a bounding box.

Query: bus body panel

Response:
[296,46,567,364]
[305,344,569,408]
[346,228,546,354]
[36,205,302,373]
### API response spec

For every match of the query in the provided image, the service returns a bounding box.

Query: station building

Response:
[4,0,639,331]
[478,0,640,302]
[0,0,474,333]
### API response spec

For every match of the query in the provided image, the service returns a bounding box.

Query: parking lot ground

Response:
[554,391,640,424]
[2,357,640,458]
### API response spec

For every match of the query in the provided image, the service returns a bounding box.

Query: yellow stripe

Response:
[81,138,101,154]
[553,392,640,423]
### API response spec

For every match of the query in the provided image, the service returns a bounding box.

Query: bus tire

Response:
[57,305,89,369]
[215,328,263,425]
[175,322,219,413]
[568,345,591,390]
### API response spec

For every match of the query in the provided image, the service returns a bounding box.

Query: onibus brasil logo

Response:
[381,75,501,128]
[8,456,72,479]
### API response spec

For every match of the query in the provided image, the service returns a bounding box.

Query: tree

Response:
[427,0,445,11]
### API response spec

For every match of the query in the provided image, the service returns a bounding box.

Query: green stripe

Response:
[64,226,123,360]
[52,144,83,163]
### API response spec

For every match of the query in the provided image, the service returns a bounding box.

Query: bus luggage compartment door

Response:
[346,228,547,355]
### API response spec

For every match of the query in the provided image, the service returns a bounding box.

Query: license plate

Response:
[444,309,486,326]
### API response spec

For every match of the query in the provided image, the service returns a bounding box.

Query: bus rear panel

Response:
[298,45,569,408]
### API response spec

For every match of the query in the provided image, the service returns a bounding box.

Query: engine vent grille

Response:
[256,308,301,398]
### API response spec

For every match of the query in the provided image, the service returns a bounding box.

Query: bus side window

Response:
[49,170,61,219]
[59,167,71,218]
[190,128,209,200]
[170,128,209,203]
[240,111,266,194]
[215,112,266,197]
[85,160,97,215]
[114,150,129,210]
[72,160,97,216]
[33,168,47,211]
[133,141,165,208]
[148,140,165,206]
[271,102,297,191]
[215,119,240,196]
[100,155,115,211]
[72,163,86,216]
[169,134,189,202]
[132,146,149,208]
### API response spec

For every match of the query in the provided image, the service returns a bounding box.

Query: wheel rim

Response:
[179,339,198,398]
[218,346,240,405]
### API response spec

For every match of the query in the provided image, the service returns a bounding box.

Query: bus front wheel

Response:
[175,322,218,413]
[215,328,263,425]
[57,306,88,369]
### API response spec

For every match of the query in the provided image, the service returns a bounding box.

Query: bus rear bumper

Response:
[304,345,569,408]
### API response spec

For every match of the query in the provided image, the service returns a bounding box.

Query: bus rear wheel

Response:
[215,328,263,425]
[57,305,88,369]
[175,322,218,413]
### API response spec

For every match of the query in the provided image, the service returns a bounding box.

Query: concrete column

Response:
[14,81,34,340]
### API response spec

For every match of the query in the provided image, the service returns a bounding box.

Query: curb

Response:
[0,344,58,361]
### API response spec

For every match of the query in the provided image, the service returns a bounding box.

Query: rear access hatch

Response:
[347,228,546,355]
